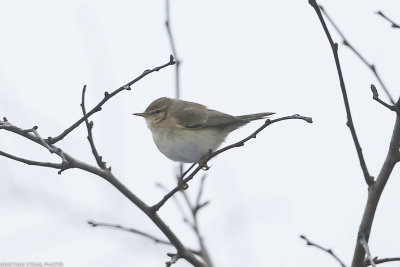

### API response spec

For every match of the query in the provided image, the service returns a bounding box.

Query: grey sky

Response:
[1,0,399,266]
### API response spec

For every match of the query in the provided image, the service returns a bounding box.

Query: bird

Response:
[133,97,274,163]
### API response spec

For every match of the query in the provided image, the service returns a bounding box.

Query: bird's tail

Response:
[237,112,275,122]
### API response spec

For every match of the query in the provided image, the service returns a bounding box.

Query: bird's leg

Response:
[198,150,212,170]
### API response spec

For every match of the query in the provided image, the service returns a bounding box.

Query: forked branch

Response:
[47,56,175,144]
[319,5,395,104]
[309,1,374,186]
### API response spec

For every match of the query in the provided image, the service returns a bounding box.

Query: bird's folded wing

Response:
[176,107,245,129]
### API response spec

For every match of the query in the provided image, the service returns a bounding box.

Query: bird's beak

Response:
[132,112,148,117]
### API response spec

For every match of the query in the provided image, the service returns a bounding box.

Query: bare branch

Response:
[309,1,374,186]
[0,118,205,267]
[150,114,312,213]
[365,257,400,266]
[0,150,63,169]
[0,118,70,173]
[376,11,400,29]
[156,182,191,222]
[300,235,346,267]
[360,236,376,267]
[192,174,210,217]
[81,85,109,170]
[319,5,395,104]
[87,220,201,256]
[351,107,400,266]
[165,0,180,99]
[370,84,396,112]
[47,56,175,144]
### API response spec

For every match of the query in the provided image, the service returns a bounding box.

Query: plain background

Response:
[1,1,400,266]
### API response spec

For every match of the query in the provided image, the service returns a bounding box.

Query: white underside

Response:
[151,127,226,163]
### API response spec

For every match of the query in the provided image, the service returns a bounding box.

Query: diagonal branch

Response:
[47,55,175,145]
[309,1,374,186]
[376,11,400,29]
[87,220,201,256]
[300,235,347,267]
[319,5,395,104]
[150,114,312,212]
[81,85,108,170]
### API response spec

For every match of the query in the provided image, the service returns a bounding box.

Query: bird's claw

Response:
[178,177,189,190]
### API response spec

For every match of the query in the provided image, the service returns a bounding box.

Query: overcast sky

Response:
[1,1,400,266]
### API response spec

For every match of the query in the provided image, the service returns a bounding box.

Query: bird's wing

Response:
[176,106,245,129]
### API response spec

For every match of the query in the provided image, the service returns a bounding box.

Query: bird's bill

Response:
[132,112,148,117]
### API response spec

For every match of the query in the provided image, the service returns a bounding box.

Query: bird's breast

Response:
[150,127,226,163]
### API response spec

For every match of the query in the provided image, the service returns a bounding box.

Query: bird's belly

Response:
[152,128,225,163]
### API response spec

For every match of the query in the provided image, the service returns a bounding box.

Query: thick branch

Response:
[47,56,175,144]
[309,1,374,186]
[376,11,400,29]
[319,5,395,104]
[351,112,400,267]
[300,235,347,267]
[81,85,108,170]
[150,114,312,212]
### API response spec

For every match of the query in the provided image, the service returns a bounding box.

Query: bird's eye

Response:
[154,110,161,115]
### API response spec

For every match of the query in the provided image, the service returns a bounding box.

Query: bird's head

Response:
[133,97,172,128]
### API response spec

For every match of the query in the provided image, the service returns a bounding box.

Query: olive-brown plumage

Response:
[133,97,274,163]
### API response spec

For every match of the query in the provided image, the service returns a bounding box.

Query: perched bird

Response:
[133,97,274,163]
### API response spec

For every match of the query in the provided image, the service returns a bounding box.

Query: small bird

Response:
[133,97,274,163]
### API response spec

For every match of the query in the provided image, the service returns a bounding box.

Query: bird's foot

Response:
[198,150,212,170]
[178,177,189,190]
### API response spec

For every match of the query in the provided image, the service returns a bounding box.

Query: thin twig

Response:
[156,182,190,222]
[177,173,213,267]
[0,119,69,173]
[193,174,209,217]
[319,5,395,104]
[47,56,175,144]
[376,11,400,29]
[81,85,108,170]
[309,1,374,186]
[300,235,347,267]
[150,114,312,212]
[370,84,396,112]
[365,257,400,266]
[360,236,376,267]
[165,0,180,99]
[0,150,63,169]
[87,220,201,256]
